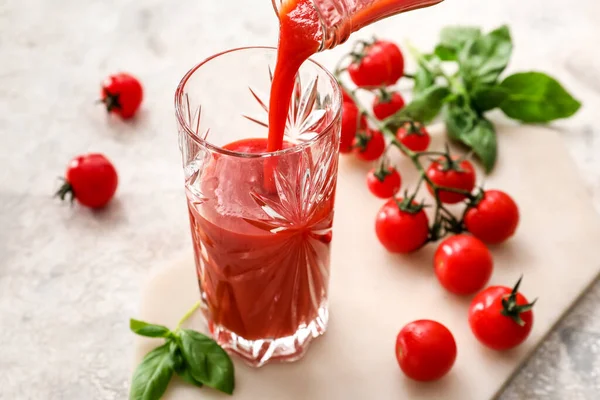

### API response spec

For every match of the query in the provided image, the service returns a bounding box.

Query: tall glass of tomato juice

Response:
[174,47,342,367]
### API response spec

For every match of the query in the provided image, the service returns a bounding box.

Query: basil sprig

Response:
[129,304,234,400]
[388,25,581,172]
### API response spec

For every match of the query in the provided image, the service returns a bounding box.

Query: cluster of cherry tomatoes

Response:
[55,73,143,209]
[338,39,536,382]
[339,40,407,161]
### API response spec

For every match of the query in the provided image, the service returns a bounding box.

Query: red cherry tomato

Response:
[396,122,431,152]
[367,166,401,199]
[375,199,429,253]
[465,190,520,244]
[348,40,404,87]
[469,278,535,350]
[396,320,457,382]
[373,92,405,120]
[340,101,367,154]
[101,72,143,119]
[426,157,476,204]
[380,41,405,83]
[434,234,493,295]
[353,130,385,161]
[56,153,118,209]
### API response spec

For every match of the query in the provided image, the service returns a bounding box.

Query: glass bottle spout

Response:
[272,0,444,50]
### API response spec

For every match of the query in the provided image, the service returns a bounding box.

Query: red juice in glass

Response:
[188,138,335,341]
[175,47,342,366]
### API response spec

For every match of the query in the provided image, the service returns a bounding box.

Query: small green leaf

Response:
[130,343,174,400]
[463,118,497,173]
[434,45,457,61]
[445,104,498,172]
[472,85,508,112]
[413,64,436,95]
[167,339,204,388]
[499,72,581,123]
[412,53,440,96]
[397,85,451,124]
[445,101,478,140]
[178,329,235,395]
[178,368,205,388]
[130,319,171,338]
[169,340,203,387]
[458,25,512,88]
[168,339,185,373]
[439,26,482,55]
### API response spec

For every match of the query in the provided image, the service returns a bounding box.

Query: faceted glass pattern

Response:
[174,47,342,366]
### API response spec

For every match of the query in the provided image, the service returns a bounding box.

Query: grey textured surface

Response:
[1,0,599,399]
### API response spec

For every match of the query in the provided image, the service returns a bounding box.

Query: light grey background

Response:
[1,0,599,398]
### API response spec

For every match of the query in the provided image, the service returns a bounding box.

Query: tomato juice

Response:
[186,137,336,357]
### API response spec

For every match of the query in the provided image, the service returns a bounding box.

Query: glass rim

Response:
[174,46,342,159]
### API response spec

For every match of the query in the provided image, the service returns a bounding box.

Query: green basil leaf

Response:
[130,319,172,338]
[130,343,174,400]
[167,340,204,387]
[459,25,512,88]
[445,101,478,140]
[412,54,440,96]
[499,72,581,123]
[397,85,451,124]
[168,339,185,373]
[434,44,457,61]
[462,118,497,173]
[178,367,205,388]
[472,85,508,112]
[413,65,435,95]
[439,26,482,54]
[179,329,235,395]
[445,104,497,172]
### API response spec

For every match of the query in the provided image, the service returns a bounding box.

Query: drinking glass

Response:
[174,47,342,367]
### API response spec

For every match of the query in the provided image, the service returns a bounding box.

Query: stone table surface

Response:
[1,0,599,398]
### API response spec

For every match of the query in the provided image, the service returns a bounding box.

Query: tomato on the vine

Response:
[56,153,118,209]
[340,101,367,153]
[367,166,401,199]
[396,122,431,152]
[434,234,493,295]
[379,41,404,83]
[353,129,385,161]
[372,91,405,120]
[348,40,404,88]
[426,157,476,204]
[469,277,535,351]
[395,320,457,382]
[465,190,519,244]
[101,72,143,119]
[375,198,429,253]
